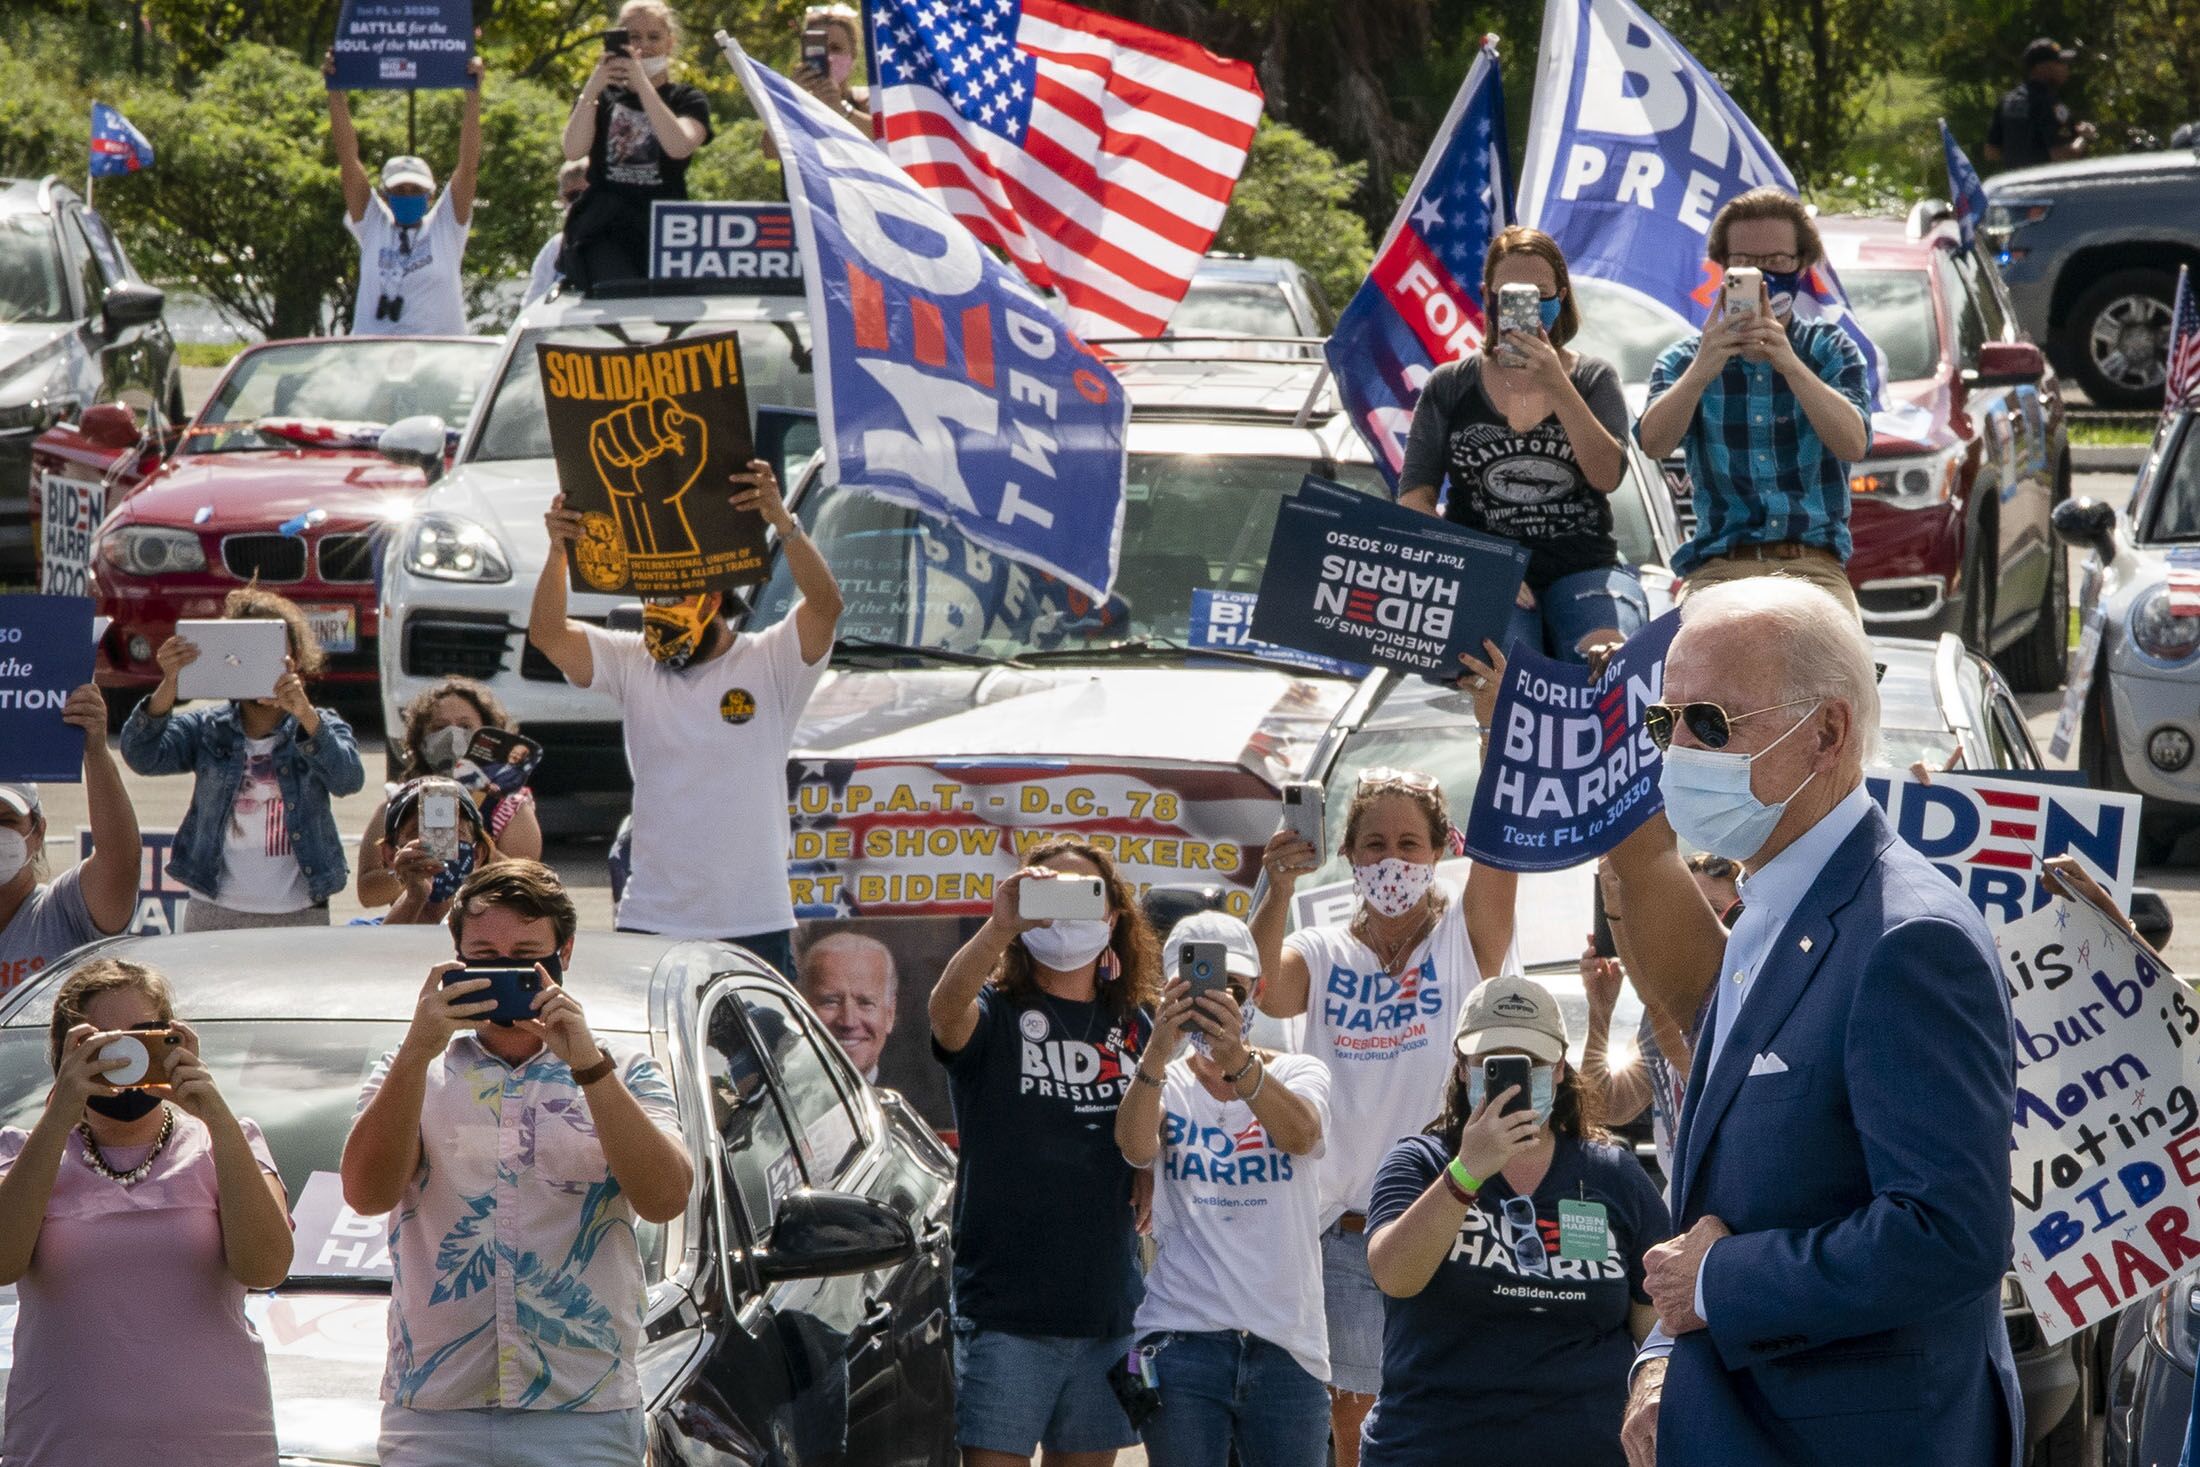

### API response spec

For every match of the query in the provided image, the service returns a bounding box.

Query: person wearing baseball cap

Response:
[0,683,146,995]
[1359,974,1672,1467]
[1986,37,2093,170]
[322,48,483,335]
[1117,911,1333,1467]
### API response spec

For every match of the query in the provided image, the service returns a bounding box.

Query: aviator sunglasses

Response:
[1643,695,1821,752]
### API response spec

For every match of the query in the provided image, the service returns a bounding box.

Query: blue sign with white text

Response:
[726,37,1130,600]
[329,0,474,91]
[0,594,93,782]
[649,202,804,292]
[1189,590,1369,679]
[1463,611,1679,872]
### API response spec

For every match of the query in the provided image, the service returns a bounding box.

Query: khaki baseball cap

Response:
[1454,974,1569,1064]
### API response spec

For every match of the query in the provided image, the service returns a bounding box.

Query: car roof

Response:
[1190,256,1306,286]
[1818,215,1950,270]
[513,285,807,333]
[0,927,725,1033]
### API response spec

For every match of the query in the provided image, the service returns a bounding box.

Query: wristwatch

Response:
[571,1055,617,1087]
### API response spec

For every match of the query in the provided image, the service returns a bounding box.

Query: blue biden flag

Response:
[0,594,93,783]
[720,32,1129,601]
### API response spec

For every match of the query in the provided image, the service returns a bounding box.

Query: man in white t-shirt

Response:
[529,459,842,978]
[325,52,483,337]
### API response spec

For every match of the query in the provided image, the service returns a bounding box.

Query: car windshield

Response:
[1169,283,1302,338]
[2143,417,2200,543]
[472,318,813,463]
[186,339,501,454]
[1840,268,1940,383]
[1567,278,1691,385]
[1873,648,1958,771]
[0,212,69,324]
[750,454,1385,661]
[0,1021,669,1287]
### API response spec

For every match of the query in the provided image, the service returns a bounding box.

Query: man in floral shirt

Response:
[340,860,692,1466]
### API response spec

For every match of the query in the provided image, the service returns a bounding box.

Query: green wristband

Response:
[1447,1157,1482,1195]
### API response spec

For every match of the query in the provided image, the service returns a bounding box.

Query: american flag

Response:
[2166,549,2200,618]
[870,0,1264,340]
[2167,265,2200,418]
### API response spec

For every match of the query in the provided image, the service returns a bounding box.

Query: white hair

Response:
[1679,576,1881,765]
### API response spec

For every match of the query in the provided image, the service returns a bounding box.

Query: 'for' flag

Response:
[2166,265,2199,418]
[718,31,1130,601]
[1516,0,1890,418]
[1940,120,1989,250]
[868,0,1264,342]
[1324,36,1511,489]
[89,103,153,177]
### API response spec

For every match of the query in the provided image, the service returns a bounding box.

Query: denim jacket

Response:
[119,699,366,904]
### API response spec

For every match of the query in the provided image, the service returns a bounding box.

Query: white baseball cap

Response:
[1163,910,1260,983]
[381,155,435,191]
[1453,974,1569,1064]
[0,784,40,819]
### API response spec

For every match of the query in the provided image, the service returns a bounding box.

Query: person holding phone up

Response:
[1362,976,1671,1467]
[0,958,293,1465]
[1399,227,1645,665]
[359,678,542,912]
[121,588,366,931]
[929,841,1161,1467]
[1115,912,1332,1467]
[368,777,499,927]
[1635,188,1872,615]
[341,860,690,1467]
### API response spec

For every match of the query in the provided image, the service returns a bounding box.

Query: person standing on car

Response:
[1250,746,1517,1467]
[523,160,592,308]
[1116,912,1332,1467]
[1400,227,1648,663]
[0,957,293,1466]
[325,52,483,336]
[529,460,841,976]
[0,687,144,993]
[559,0,713,291]
[1636,188,1872,617]
[358,677,542,911]
[341,860,691,1467]
[1985,39,2095,170]
[121,589,366,931]
[929,842,1161,1467]
[1363,975,1670,1467]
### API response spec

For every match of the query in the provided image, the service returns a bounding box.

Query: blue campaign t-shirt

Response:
[935,985,1152,1337]
[1361,1131,1672,1467]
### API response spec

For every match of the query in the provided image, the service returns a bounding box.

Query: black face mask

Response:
[86,1089,163,1122]
[461,950,565,987]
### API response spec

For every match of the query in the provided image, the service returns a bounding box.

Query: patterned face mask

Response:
[642,594,721,667]
[1353,857,1436,918]
[1189,981,1257,1060]
[429,840,479,905]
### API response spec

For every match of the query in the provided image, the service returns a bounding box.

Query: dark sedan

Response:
[0,927,958,1465]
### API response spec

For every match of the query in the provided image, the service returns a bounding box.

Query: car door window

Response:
[57,210,106,316]
[78,210,133,285]
[743,988,865,1182]
[1936,254,1989,365]
[703,989,806,1242]
[1956,253,2010,340]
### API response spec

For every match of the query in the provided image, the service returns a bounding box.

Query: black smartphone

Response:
[801,13,831,71]
[601,27,631,56]
[1178,941,1231,1002]
[1592,879,1617,960]
[1484,1055,1536,1115]
[446,965,541,1025]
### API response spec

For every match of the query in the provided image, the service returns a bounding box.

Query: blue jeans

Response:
[1137,1329,1329,1467]
[1504,565,1650,665]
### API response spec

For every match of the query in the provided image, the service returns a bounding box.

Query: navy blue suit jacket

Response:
[1659,805,2023,1466]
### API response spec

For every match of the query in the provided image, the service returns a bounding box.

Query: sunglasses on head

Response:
[1355,766,1440,793]
[1643,695,1821,752]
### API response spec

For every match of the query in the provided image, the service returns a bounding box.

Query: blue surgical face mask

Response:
[1538,296,1563,332]
[1657,702,1821,862]
[388,193,429,226]
[1466,1061,1557,1124]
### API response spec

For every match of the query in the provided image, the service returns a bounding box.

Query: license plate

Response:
[305,604,357,654]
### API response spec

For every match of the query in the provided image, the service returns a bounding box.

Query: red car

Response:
[31,336,499,693]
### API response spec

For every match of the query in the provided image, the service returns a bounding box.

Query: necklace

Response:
[1355,898,1440,976]
[78,1106,175,1186]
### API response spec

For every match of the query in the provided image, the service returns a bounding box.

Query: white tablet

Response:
[175,618,290,701]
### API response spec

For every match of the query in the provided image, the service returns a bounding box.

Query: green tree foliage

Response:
[1212,120,1371,312]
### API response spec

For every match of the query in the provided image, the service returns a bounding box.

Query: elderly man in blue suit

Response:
[1609,575,2020,1467]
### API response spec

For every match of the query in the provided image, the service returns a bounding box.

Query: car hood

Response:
[415,456,558,550]
[116,451,431,529]
[1987,148,2200,193]
[793,663,1355,785]
[0,322,74,383]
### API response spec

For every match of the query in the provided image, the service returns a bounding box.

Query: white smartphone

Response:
[1018,874,1106,922]
[1721,266,1763,321]
[1280,781,1324,855]
[174,618,289,701]
[420,791,463,861]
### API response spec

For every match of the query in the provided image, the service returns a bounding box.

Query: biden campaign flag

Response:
[1325,37,1511,489]
[1518,0,1889,413]
[1940,120,1989,250]
[721,33,1129,600]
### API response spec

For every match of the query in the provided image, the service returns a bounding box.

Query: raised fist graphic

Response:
[587,396,708,558]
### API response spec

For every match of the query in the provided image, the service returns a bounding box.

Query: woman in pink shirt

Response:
[0,958,294,1465]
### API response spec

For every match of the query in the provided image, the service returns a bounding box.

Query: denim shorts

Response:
[952,1320,1139,1454]
[1137,1328,1329,1467]
[1320,1223,1385,1396]
[1504,564,1653,665]
[379,1404,645,1467]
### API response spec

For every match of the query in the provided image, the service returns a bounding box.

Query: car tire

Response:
[1998,471,2071,693]
[1959,533,1994,656]
[2060,268,2177,409]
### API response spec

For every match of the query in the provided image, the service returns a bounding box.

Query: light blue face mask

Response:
[1537,296,1563,332]
[1466,1062,1556,1124]
[1657,701,1821,862]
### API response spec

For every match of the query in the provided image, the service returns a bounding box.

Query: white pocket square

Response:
[1748,1052,1789,1076]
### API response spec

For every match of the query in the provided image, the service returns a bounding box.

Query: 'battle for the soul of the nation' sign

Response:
[540,333,769,596]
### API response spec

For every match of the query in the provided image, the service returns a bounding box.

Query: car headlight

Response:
[1981,198,2054,252]
[1852,447,1960,509]
[2151,1275,2200,1371]
[99,524,207,576]
[403,514,510,583]
[2133,585,2200,662]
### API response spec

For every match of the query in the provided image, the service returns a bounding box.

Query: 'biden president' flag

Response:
[720,32,1129,600]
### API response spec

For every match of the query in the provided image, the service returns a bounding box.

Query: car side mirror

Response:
[100,281,165,334]
[2051,496,2117,564]
[2131,888,2175,952]
[377,413,449,485]
[1962,341,2045,389]
[756,1189,916,1283]
[77,401,140,450]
